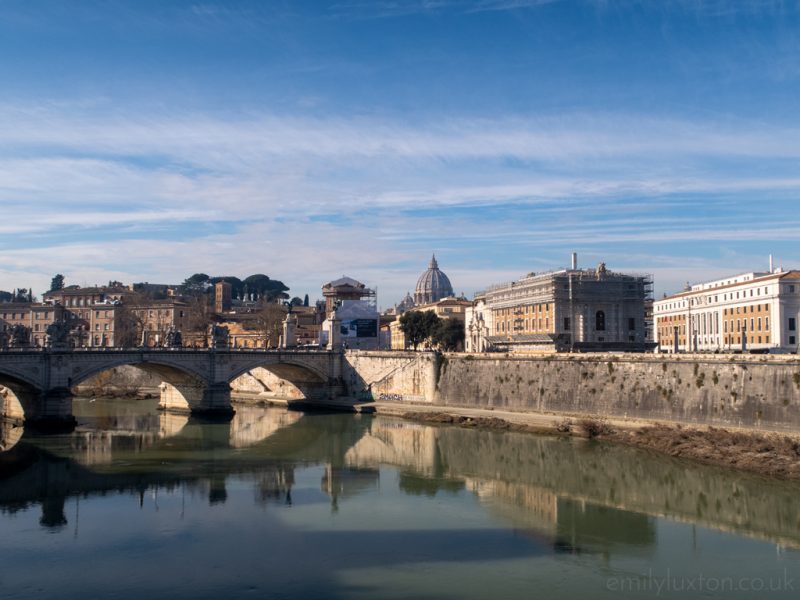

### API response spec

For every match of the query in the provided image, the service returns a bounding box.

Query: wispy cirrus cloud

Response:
[1,103,799,301]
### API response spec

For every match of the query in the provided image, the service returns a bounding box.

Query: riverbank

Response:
[397,407,800,481]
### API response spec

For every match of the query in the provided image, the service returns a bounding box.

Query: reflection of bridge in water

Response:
[2,408,800,552]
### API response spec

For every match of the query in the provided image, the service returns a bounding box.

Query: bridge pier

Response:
[159,381,234,419]
[197,382,235,419]
[26,387,77,432]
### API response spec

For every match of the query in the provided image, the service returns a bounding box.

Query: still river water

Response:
[1,398,800,599]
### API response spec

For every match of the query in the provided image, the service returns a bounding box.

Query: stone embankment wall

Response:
[345,351,800,433]
[74,366,161,395]
[342,351,439,403]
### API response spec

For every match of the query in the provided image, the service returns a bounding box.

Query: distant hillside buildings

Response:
[2,254,798,355]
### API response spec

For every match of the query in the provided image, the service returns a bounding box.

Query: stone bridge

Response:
[0,348,344,428]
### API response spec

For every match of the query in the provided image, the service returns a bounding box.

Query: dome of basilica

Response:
[414,254,454,305]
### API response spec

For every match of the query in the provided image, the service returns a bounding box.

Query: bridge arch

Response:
[0,369,42,425]
[227,358,330,402]
[68,358,211,415]
[68,356,209,390]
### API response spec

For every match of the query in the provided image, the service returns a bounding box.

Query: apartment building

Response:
[654,269,800,353]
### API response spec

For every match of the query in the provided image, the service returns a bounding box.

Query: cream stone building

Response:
[466,256,653,353]
[654,268,800,353]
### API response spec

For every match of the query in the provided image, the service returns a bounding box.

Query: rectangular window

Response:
[791,336,797,346]
[628,317,636,330]
[790,318,797,332]
[564,317,570,331]
[766,317,770,330]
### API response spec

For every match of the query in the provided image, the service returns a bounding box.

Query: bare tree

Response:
[115,304,145,348]
[255,302,287,348]
[184,294,215,346]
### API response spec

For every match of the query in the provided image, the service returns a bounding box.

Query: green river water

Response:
[1,397,799,599]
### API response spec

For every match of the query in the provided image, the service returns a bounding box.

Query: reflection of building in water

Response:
[70,430,163,465]
[70,411,168,465]
[228,406,303,448]
[464,477,655,555]
[466,478,559,536]
[344,419,439,475]
[554,498,656,554]
[255,467,295,506]
[322,465,380,509]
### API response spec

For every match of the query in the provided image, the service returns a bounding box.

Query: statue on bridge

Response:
[210,324,230,349]
[8,325,30,349]
[164,327,183,348]
[45,320,71,350]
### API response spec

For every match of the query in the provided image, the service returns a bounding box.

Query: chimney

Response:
[571,252,577,270]
[769,254,774,273]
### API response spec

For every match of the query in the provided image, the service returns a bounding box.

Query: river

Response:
[1,398,799,599]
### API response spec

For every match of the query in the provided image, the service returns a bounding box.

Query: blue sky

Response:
[1,0,799,306]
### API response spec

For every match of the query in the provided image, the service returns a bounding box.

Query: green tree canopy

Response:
[180,273,211,295]
[399,310,441,350]
[432,318,465,351]
[0,290,12,302]
[49,274,65,292]
[243,274,289,302]
[209,276,244,298]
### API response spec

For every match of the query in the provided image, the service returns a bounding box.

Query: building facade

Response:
[654,269,800,353]
[466,260,653,353]
[321,277,375,315]
[1,285,191,349]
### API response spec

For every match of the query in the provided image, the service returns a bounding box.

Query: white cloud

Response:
[1,104,799,298]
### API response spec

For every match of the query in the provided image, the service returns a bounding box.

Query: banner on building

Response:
[340,319,378,338]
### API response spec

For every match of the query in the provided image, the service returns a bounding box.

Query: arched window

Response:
[595,310,606,331]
